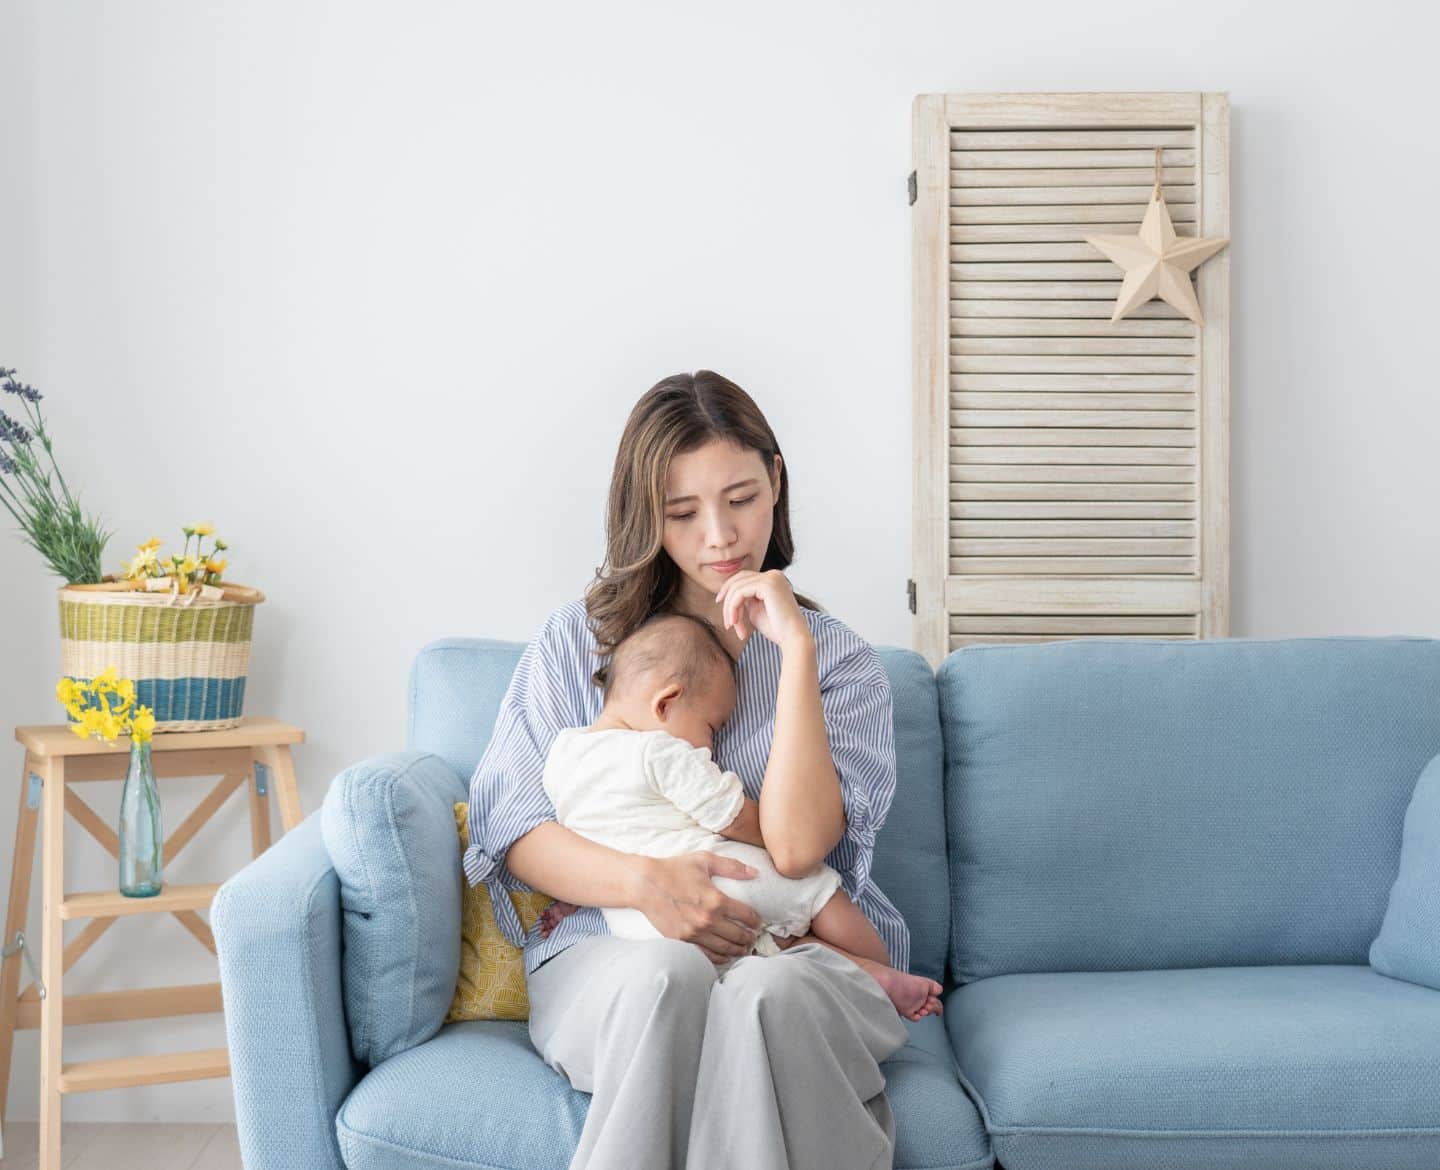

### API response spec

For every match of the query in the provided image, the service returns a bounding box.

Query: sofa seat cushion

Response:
[947,964,1440,1170]
[336,1016,992,1170]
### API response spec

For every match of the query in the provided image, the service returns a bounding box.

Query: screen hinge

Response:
[907,578,917,614]
[907,170,917,206]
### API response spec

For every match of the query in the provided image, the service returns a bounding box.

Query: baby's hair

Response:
[600,611,737,707]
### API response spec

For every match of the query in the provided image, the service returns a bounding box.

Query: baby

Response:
[539,610,942,1021]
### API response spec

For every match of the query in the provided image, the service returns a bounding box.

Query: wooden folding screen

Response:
[910,92,1230,667]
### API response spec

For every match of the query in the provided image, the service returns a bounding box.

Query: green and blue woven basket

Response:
[58,582,265,732]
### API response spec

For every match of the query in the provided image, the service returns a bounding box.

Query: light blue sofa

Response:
[213,634,1440,1170]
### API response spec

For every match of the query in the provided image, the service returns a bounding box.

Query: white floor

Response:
[0,1123,242,1169]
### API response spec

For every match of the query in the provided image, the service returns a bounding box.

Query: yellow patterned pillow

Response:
[447,802,554,1022]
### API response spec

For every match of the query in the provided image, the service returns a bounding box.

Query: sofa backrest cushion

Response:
[1370,752,1440,989]
[941,636,1440,984]
[872,648,949,984]
[408,638,950,982]
[320,752,467,1066]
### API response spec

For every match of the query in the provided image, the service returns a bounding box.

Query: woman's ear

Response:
[770,453,784,498]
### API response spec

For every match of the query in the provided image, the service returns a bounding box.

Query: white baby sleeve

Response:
[644,733,746,834]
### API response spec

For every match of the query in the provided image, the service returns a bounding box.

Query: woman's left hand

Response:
[715,569,811,649]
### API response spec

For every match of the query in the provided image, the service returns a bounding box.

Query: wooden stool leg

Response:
[38,757,64,1170]
[255,745,303,834]
[0,753,43,1141]
[246,757,273,858]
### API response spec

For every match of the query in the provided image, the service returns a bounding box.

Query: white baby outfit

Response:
[541,726,843,956]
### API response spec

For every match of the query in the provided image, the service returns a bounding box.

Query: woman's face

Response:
[661,439,782,616]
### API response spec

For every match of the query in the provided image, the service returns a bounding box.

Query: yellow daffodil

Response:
[58,672,150,745]
[130,707,156,744]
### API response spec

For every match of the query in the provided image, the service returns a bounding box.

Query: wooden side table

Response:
[0,716,305,1170]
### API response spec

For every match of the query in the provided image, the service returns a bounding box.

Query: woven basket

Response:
[58,581,266,732]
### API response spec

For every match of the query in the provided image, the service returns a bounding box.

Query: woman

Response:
[465,370,911,1170]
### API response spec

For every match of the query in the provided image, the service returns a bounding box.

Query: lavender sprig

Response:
[0,366,110,582]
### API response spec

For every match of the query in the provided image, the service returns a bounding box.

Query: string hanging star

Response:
[1084,149,1230,325]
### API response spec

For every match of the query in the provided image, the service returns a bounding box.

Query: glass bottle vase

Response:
[118,739,164,897]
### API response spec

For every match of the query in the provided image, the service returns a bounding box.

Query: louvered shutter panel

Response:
[910,92,1230,667]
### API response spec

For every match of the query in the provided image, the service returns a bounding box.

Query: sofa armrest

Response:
[213,811,362,1170]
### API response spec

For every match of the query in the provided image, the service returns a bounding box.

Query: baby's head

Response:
[600,612,737,753]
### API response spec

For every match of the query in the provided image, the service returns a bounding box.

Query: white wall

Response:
[1,0,1435,1124]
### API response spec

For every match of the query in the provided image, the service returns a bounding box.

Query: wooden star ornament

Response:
[1084,147,1230,325]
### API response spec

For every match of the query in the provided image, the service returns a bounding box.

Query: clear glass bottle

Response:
[118,738,164,896]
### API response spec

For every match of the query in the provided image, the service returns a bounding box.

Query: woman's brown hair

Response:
[583,370,822,690]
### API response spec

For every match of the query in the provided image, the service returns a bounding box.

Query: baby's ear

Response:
[652,683,683,723]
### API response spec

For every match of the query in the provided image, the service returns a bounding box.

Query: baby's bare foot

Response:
[855,958,944,1021]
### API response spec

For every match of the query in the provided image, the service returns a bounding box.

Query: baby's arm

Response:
[718,796,765,847]
[645,732,746,835]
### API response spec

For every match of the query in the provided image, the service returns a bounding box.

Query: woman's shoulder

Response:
[535,598,598,643]
[527,599,602,679]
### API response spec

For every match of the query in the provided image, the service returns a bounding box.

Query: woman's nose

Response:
[704,509,736,548]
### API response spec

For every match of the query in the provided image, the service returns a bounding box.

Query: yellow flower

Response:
[130,707,156,744]
[180,556,200,576]
[193,523,215,537]
[116,678,136,704]
[56,677,76,704]
[129,547,160,578]
[92,666,119,692]
[75,708,111,742]
[205,558,228,575]
[70,721,91,740]
[143,536,163,551]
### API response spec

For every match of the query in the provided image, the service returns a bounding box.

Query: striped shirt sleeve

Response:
[463,606,586,945]
[816,629,898,903]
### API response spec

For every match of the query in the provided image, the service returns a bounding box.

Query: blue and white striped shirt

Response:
[464,598,911,976]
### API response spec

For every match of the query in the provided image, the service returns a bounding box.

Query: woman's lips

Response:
[709,558,744,574]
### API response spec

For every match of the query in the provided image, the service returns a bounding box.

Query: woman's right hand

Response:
[634,852,762,965]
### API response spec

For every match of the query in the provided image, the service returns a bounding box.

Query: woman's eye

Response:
[666,496,757,523]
